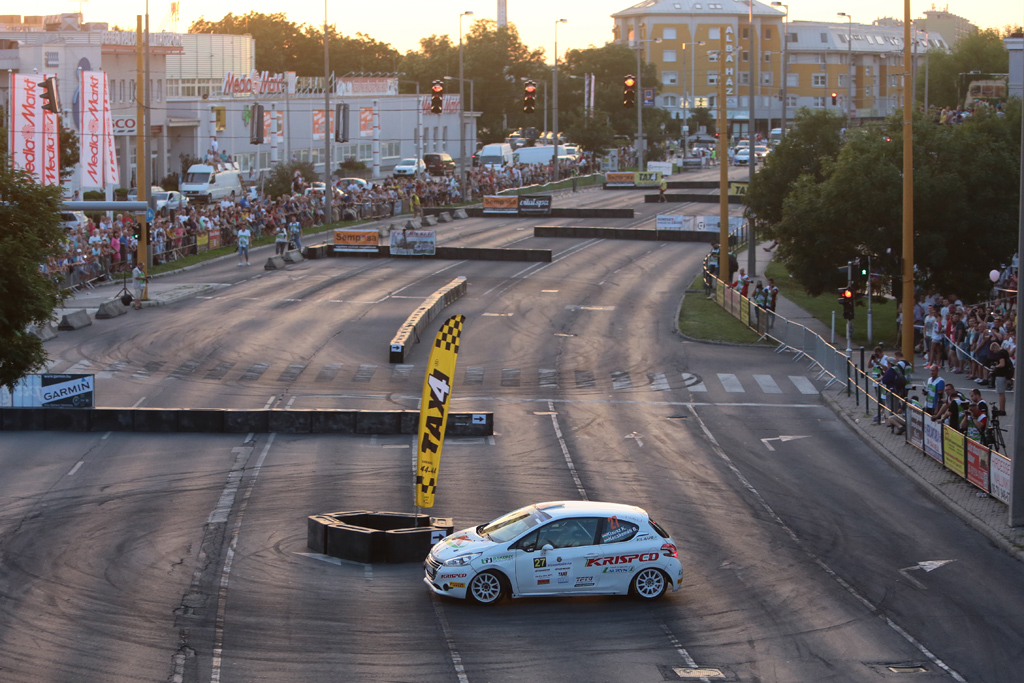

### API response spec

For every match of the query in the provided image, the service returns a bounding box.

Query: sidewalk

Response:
[749,243,1024,562]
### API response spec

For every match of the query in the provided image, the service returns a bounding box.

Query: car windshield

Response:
[479,155,503,164]
[184,172,211,184]
[153,192,169,201]
[479,505,552,543]
[399,159,417,166]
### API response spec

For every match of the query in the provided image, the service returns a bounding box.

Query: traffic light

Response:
[335,103,350,143]
[839,288,855,320]
[523,80,537,113]
[831,92,838,106]
[38,77,59,114]
[623,75,636,108]
[430,80,444,114]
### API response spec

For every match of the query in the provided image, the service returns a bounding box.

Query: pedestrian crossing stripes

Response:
[46,359,823,396]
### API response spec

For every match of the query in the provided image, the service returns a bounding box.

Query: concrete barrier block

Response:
[355,410,404,434]
[91,408,135,432]
[268,410,312,434]
[264,255,286,270]
[177,410,225,433]
[326,523,383,564]
[95,300,128,319]
[404,219,422,230]
[437,212,453,223]
[45,409,91,431]
[430,517,455,536]
[453,209,469,219]
[389,342,406,364]
[1,408,47,430]
[310,410,357,434]
[224,410,270,433]
[400,411,419,434]
[26,322,58,341]
[307,515,337,554]
[384,527,439,563]
[132,409,179,432]
[282,250,304,264]
[58,310,92,331]
[422,215,438,226]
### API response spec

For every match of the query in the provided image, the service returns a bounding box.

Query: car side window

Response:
[599,517,639,544]
[535,517,599,549]
[512,530,539,552]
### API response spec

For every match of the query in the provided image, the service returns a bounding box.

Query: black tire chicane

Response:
[468,570,505,605]
[631,567,667,600]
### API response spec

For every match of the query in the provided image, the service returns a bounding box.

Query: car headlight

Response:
[442,553,481,567]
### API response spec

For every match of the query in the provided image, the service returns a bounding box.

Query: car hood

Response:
[429,526,499,563]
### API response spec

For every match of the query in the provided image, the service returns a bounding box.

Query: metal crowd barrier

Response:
[705,267,1014,505]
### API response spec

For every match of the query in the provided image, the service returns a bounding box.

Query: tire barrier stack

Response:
[307,511,455,564]
[389,277,467,363]
[0,407,494,435]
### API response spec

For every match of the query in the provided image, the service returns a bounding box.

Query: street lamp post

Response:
[323,0,333,222]
[633,33,661,172]
[681,41,705,158]
[552,18,567,182]
[771,2,789,135]
[459,10,473,196]
[838,12,854,120]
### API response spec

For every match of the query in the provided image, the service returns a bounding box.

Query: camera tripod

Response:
[986,412,1007,454]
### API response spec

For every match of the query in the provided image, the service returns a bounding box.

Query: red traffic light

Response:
[841,289,853,299]
[624,76,636,88]
[432,83,444,94]
[525,84,536,95]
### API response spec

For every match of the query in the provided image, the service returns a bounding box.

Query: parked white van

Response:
[181,163,244,204]
[514,145,578,166]
[478,143,514,169]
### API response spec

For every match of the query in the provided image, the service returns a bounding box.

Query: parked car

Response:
[424,152,456,176]
[126,185,163,202]
[58,210,88,231]
[424,500,684,604]
[392,158,426,177]
[337,177,369,191]
[152,191,188,214]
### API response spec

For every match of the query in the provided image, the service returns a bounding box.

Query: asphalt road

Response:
[2,178,1021,682]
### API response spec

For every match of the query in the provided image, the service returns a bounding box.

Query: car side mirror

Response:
[541,543,554,552]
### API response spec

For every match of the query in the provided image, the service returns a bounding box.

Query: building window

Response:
[663,50,677,63]
[709,27,720,40]
[741,50,749,62]
[761,72,773,86]
[662,71,678,85]
[707,72,719,85]
[764,52,772,63]
[764,28,772,40]
[812,74,827,88]
[820,32,828,43]
[864,66,873,76]
[739,72,750,85]
[787,73,799,88]
[157,79,162,101]
[786,95,798,107]
[741,27,749,40]
[663,27,677,40]
[665,95,677,107]
[708,50,720,63]
[44,51,59,67]
[813,96,826,108]
[788,33,798,43]
[864,87,873,98]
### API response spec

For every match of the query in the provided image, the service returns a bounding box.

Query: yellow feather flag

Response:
[415,315,466,508]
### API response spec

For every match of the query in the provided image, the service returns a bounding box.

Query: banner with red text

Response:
[79,71,118,189]
[9,73,60,186]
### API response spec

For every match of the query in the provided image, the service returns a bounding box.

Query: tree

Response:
[561,44,661,138]
[0,164,68,390]
[744,108,845,233]
[917,29,1010,109]
[770,103,1020,299]
[262,159,317,200]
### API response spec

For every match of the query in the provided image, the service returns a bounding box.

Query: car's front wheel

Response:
[467,570,506,605]
[631,568,668,600]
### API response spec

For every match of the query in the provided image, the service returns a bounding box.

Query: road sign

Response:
[642,88,656,108]
[146,208,155,223]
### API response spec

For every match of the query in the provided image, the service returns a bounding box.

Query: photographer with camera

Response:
[933,383,968,432]
[960,388,989,442]
[987,340,1012,416]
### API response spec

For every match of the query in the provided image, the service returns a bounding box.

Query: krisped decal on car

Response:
[439,572,468,579]
[480,553,514,565]
[585,552,659,567]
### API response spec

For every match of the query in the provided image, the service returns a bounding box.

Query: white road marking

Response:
[625,432,644,448]
[482,312,513,317]
[547,400,587,499]
[132,397,146,408]
[687,406,967,682]
[753,374,782,394]
[649,372,670,391]
[790,375,819,394]
[717,374,744,393]
[67,461,84,476]
[682,373,707,392]
[263,395,276,409]
[286,396,297,409]
[760,435,809,452]
[431,599,470,683]
[899,560,956,589]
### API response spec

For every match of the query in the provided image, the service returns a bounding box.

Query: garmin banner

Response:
[518,195,551,216]
[0,374,95,407]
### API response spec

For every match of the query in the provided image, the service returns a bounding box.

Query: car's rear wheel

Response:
[631,568,668,600]
[467,570,505,605]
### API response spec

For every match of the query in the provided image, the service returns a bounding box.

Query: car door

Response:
[511,517,600,595]
[589,516,645,592]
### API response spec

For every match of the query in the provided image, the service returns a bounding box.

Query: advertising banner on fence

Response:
[518,195,552,216]
[646,161,673,176]
[390,229,436,256]
[990,453,1012,503]
[923,418,943,462]
[634,171,662,187]
[0,374,95,408]
[942,425,966,478]
[965,439,990,491]
[482,195,519,215]
[604,172,636,187]
[415,315,466,509]
[907,407,925,450]
[333,229,379,252]
[656,214,685,230]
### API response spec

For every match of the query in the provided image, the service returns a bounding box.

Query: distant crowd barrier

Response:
[390,277,468,364]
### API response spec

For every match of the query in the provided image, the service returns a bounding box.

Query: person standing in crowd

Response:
[274,223,289,256]
[988,340,1012,415]
[130,262,146,310]
[288,217,302,253]
[236,222,251,266]
[923,364,945,416]
[658,176,667,202]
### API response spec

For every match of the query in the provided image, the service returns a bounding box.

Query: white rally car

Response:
[424,501,683,604]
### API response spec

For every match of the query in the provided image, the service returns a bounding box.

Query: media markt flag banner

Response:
[9,73,60,186]
[415,315,466,509]
[80,70,120,188]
